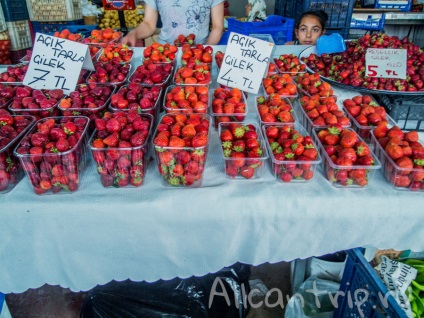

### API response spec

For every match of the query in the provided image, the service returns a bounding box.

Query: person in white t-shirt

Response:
[123,0,224,45]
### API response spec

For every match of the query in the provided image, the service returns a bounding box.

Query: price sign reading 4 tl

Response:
[23,33,94,94]
[365,48,407,79]
[217,32,274,94]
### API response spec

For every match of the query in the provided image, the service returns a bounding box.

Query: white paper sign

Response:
[23,33,94,94]
[377,256,417,318]
[217,32,274,94]
[365,48,407,79]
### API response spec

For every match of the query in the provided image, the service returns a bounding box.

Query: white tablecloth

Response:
[0,46,423,294]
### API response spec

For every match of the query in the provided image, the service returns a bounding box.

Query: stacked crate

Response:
[26,0,84,37]
[0,0,31,63]
[0,4,11,64]
[274,0,355,39]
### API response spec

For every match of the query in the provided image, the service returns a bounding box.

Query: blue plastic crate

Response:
[274,0,355,29]
[59,24,98,38]
[334,248,408,318]
[350,14,385,31]
[218,31,230,45]
[226,15,294,45]
[375,0,412,11]
[0,0,29,22]
[31,20,84,36]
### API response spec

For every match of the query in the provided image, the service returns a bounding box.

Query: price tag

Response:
[23,33,94,94]
[365,48,407,79]
[217,32,274,94]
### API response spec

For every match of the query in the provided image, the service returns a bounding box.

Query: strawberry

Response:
[55,138,70,152]
[63,122,77,135]
[240,166,254,179]
[103,132,119,147]
[230,152,245,168]
[191,133,208,148]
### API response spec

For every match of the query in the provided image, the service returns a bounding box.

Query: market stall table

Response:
[0,46,423,294]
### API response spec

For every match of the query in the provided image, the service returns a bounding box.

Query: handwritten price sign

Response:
[365,48,407,79]
[23,33,94,94]
[217,32,274,94]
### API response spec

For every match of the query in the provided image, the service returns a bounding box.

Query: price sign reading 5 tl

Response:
[365,48,407,79]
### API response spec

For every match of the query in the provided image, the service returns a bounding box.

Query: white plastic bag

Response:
[81,0,102,16]
[285,276,340,318]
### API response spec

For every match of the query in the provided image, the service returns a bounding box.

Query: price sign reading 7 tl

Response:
[365,48,407,79]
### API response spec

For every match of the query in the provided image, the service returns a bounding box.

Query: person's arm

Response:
[206,2,224,45]
[285,41,295,45]
[122,4,158,46]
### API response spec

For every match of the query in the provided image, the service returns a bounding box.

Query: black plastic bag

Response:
[80,263,251,318]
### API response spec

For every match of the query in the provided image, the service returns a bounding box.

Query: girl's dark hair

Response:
[295,10,328,29]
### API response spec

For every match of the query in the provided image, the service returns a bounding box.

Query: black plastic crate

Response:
[373,94,424,131]
[0,0,29,22]
[274,0,354,30]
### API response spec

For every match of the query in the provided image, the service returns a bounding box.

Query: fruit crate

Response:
[262,123,321,183]
[14,116,90,195]
[0,5,6,32]
[218,122,269,179]
[274,0,355,29]
[26,0,82,21]
[0,114,35,194]
[226,15,294,45]
[6,20,32,51]
[334,248,408,318]
[0,0,29,22]
[374,0,412,11]
[31,19,84,36]
[373,94,424,131]
[370,130,424,191]
[350,13,386,31]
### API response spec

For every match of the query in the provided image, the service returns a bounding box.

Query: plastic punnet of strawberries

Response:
[129,58,173,86]
[90,110,152,188]
[8,86,64,120]
[262,124,320,183]
[301,33,424,92]
[164,85,209,114]
[14,116,90,195]
[314,126,381,187]
[0,111,35,193]
[211,87,247,128]
[153,113,210,187]
[219,122,268,179]
[256,94,295,124]
[110,83,162,117]
[371,124,424,191]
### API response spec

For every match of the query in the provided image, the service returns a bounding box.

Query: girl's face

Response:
[295,15,325,45]
[246,3,251,16]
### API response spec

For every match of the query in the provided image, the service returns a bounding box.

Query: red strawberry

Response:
[240,166,254,179]
[55,138,70,152]
[103,133,119,147]
[191,132,208,147]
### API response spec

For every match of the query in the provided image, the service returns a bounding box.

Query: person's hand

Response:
[122,30,137,46]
